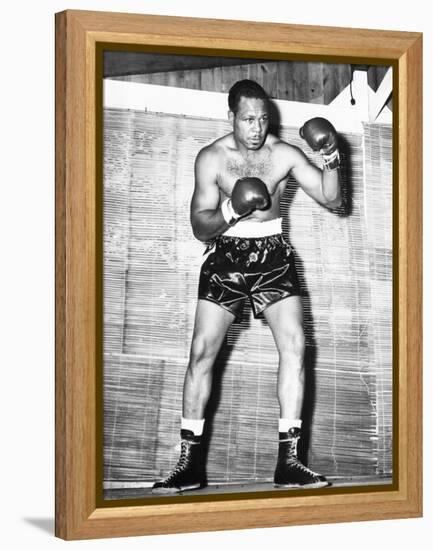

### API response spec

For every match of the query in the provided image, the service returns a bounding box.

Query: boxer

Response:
[152,79,342,493]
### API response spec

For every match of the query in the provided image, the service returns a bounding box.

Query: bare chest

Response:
[217,151,287,196]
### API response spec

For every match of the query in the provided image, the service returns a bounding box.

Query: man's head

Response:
[228,79,269,114]
[228,80,270,151]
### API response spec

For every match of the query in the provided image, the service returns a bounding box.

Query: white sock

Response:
[279,418,302,432]
[181,417,205,436]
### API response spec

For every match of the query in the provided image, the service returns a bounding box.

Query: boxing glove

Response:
[232,177,270,216]
[221,177,270,225]
[300,117,340,170]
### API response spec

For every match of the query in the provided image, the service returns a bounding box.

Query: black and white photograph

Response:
[2,0,428,545]
[101,51,394,501]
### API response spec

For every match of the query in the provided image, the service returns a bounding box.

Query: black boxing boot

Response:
[274,427,330,488]
[152,430,204,494]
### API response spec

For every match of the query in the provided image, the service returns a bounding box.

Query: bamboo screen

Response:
[103,108,392,485]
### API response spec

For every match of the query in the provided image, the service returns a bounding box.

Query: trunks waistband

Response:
[222,217,282,238]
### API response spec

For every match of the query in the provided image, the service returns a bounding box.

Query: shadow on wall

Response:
[270,96,354,219]
[201,322,245,486]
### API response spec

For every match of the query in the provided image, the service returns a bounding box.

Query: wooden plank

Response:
[222,64,242,93]
[264,61,278,98]
[183,69,201,90]
[55,9,97,539]
[239,63,249,83]
[293,61,308,102]
[368,65,390,92]
[324,63,340,104]
[307,62,324,103]
[213,66,223,92]
[200,67,214,91]
[70,9,420,59]
[149,72,167,86]
[247,63,261,88]
[55,11,67,539]
[167,70,179,88]
[402,33,423,516]
[277,61,295,100]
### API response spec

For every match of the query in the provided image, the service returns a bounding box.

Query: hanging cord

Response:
[349,65,356,105]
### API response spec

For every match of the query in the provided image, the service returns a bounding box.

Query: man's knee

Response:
[277,326,305,361]
[189,333,220,371]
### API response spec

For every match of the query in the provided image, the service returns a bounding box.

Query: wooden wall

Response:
[106,53,390,106]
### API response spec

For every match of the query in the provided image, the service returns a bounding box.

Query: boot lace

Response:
[164,440,190,483]
[284,438,319,477]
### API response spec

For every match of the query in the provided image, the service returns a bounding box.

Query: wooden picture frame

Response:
[55,9,422,540]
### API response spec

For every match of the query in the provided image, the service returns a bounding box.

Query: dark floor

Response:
[103,475,393,501]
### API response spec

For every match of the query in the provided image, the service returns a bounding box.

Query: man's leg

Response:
[152,299,235,494]
[263,296,329,488]
[263,295,305,419]
[183,299,236,419]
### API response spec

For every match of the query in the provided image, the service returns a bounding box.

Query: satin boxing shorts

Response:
[198,218,301,319]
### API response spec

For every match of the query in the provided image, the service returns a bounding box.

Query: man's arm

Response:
[290,146,342,209]
[190,147,229,241]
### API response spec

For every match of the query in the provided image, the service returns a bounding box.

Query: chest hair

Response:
[225,150,273,179]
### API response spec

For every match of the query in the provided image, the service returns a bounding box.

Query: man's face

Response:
[229,97,269,150]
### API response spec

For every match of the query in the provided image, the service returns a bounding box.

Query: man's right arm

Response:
[190,147,230,242]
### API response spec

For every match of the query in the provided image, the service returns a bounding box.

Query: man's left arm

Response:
[289,117,342,209]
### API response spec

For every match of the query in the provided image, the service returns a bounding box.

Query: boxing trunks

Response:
[198,218,301,319]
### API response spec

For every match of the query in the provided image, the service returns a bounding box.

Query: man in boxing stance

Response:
[152,79,342,493]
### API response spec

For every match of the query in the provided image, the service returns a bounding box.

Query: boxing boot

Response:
[274,427,330,488]
[152,430,204,494]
